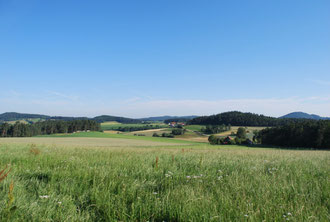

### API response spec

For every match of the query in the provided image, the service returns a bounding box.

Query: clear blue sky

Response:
[1,0,329,117]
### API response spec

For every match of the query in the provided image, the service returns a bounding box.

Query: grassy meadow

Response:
[100,122,168,131]
[0,133,329,221]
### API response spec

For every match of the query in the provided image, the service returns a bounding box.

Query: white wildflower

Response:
[39,195,50,199]
[153,192,158,195]
[186,176,191,179]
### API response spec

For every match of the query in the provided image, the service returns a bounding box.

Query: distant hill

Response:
[92,115,142,124]
[140,116,198,122]
[1,112,197,124]
[280,112,330,120]
[0,112,50,121]
[188,111,318,126]
[0,112,138,124]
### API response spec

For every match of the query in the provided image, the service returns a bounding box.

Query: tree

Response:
[208,135,218,145]
[172,128,185,135]
[236,127,246,139]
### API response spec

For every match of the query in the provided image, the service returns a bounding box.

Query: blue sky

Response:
[1,0,330,117]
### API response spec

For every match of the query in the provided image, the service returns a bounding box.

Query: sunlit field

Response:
[100,122,168,131]
[0,136,329,221]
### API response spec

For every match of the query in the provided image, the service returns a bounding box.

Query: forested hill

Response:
[92,115,142,124]
[280,112,330,120]
[188,111,315,126]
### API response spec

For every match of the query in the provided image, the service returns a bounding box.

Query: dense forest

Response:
[258,120,330,149]
[188,111,314,126]
[0,120,100,137]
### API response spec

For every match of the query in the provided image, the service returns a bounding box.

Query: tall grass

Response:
[0,143,329,221]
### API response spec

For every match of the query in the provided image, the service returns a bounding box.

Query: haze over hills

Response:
[0,112,50,121]
[280,112,330,120]
[1,111,329,124]
[139,116,198,122]
[0,112,198,124]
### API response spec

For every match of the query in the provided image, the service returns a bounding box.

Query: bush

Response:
[236,127,247,139]
[172,128,185,135]
[208,135,218,145]
[162,133,174,138]
[235,137,241,144]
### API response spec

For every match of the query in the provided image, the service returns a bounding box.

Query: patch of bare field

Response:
[103,130,121,134]
[175,136,209,143]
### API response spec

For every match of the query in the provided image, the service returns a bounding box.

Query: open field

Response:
[101,122,168,131]
[100,121,120,125]
[125,128,172,136]
[185,125,265,134]
[184,124,205,132]
[215,126,266,138]
[0,135,329,221]
[0,137,188,147]
[37,131,197,144]
[5,118,44,125]
[175,130,209,143]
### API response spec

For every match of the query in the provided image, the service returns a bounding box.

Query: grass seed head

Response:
[0,165,11,183]
[29,144,41,155]
[155,156,159,169]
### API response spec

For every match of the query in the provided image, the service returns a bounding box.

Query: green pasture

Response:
[101,122,168,131]
[0,140,328,221]
[184,125,205,132]
[37,131,197,144]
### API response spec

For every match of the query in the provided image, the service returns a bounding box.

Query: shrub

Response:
[235,137,242,144]
[172,128,185,135]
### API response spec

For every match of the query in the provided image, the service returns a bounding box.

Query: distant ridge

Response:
[93,115,141,124]
[1,112,197,124]
[0,112,50,121]
[0,112,141,124]
[280,112,330,120]
[139,115,198,122]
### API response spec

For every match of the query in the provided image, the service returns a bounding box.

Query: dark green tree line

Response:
[257,120,330,149]
[0,120,100,137]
